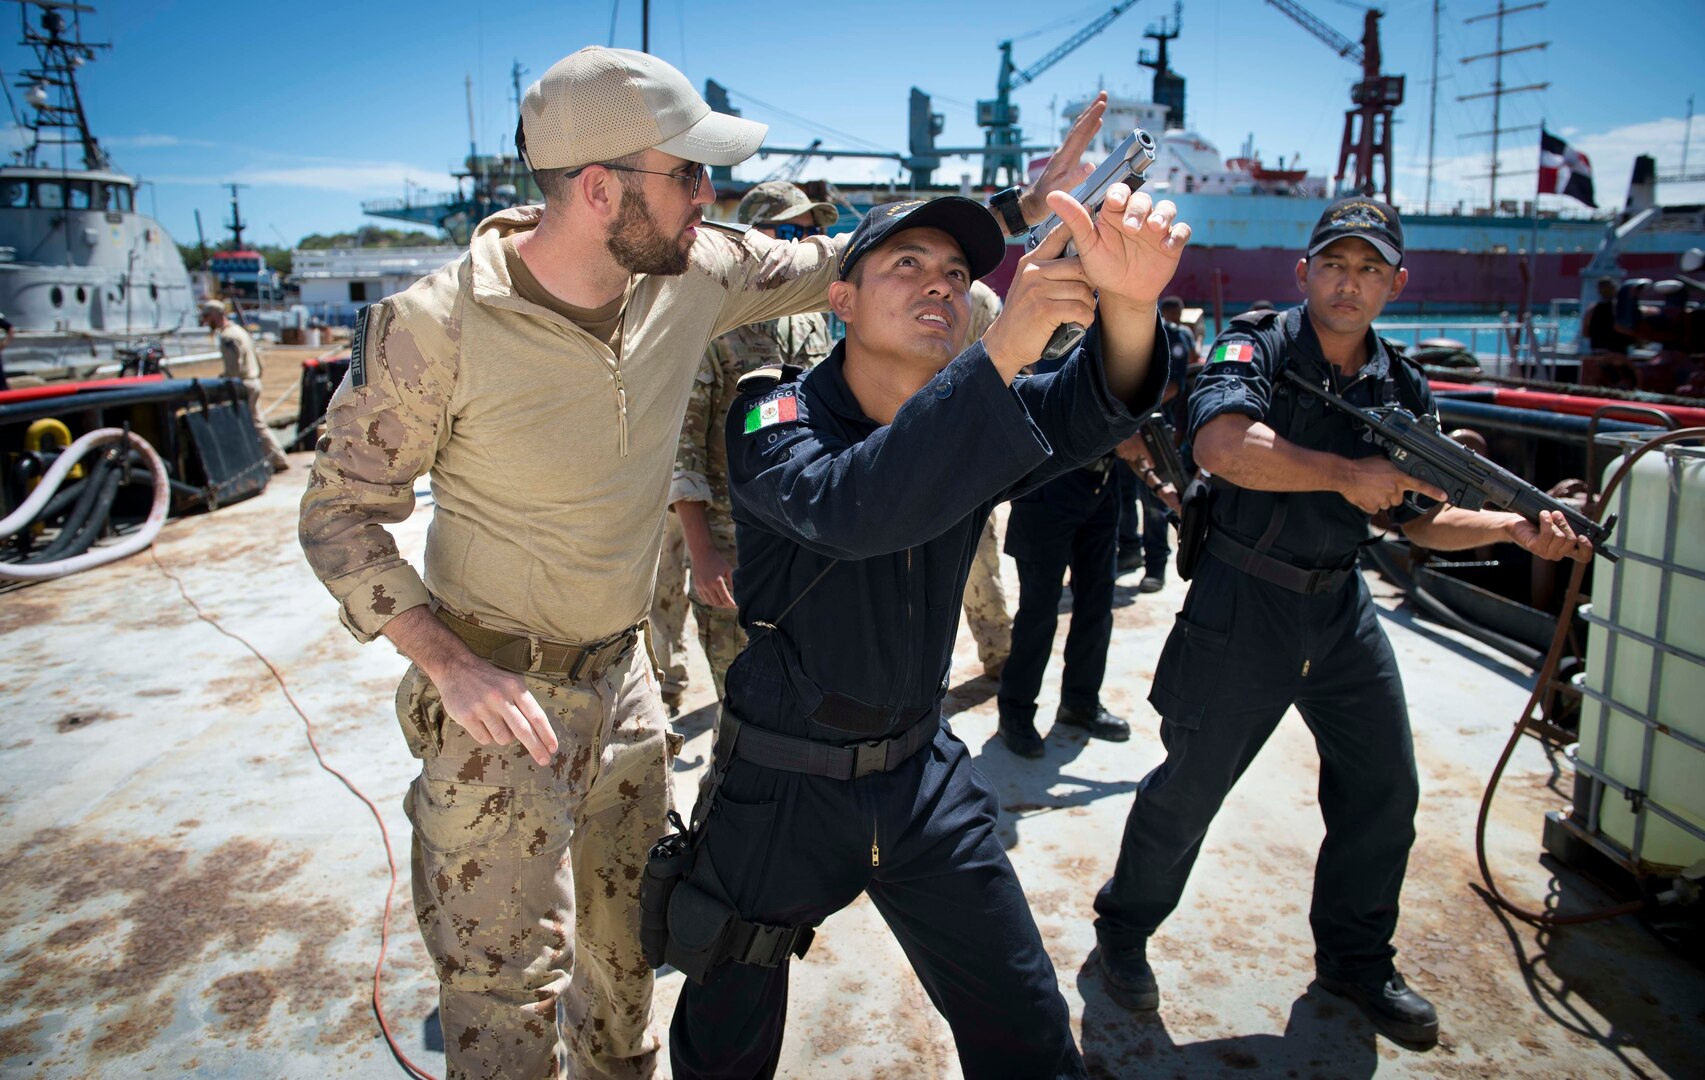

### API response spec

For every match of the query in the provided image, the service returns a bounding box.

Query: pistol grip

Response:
[1040,322,1085,362]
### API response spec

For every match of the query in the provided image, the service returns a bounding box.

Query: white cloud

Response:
[105,133,219,149]
[145,160,458,198]
[234,161,459,196]
[1388,116,1704,214]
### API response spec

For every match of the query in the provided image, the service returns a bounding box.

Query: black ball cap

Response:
[1308,196,1404,266]
[839,196,1007,282]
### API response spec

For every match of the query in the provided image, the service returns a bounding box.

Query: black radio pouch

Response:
[662,878,739,984]
[1176,476,1215,581]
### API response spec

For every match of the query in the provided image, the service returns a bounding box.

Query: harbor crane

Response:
[977,2,1142,187]
[1264,0,1404,200]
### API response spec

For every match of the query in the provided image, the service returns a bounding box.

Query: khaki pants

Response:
[686,508,746,701]
[962,516,1011,673]
[650,514,691,699]
[397,646,674,1080]
[242,378,289,469]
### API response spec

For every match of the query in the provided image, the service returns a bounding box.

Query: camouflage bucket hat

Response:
[737,180,838,227]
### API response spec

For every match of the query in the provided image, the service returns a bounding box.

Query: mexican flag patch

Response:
[1209,341,1254,364]
[744,389,798,434]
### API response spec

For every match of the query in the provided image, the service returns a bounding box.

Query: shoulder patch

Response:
[741,385,799,435]
[1206,339,1256,364]
[348,302,392,389]
[1228,308,1281,330]
[736,363,804,395]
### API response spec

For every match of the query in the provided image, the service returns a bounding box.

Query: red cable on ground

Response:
[152,549,441,1080]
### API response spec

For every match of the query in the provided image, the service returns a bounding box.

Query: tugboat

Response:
[0,0,197,380]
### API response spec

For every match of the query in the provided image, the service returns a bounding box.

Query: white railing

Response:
[1374,315,1582,382]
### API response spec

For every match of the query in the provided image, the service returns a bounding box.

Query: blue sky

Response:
[5,0,1699,247]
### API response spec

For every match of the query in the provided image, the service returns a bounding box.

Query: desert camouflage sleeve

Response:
[298,297,456,643]
[705,227,849,338]
[670,346,720,507]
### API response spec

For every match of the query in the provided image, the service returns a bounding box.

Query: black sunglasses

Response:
[762,223,824,241]
[565,161,709,199]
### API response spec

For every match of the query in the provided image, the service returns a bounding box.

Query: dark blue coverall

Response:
[1093,304,1437,987]
[1116,321,1194,573]
[669,323,1163,1080]
[998,350,1124,731]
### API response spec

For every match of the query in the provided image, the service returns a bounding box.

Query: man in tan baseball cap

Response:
[301,45,1106,1080]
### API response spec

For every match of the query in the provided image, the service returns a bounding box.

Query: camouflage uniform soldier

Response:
[670,180,835,698]
[298,48,848,1080]
[960,279,1013,676]
[650,514,691,712]
[201,300,289,473]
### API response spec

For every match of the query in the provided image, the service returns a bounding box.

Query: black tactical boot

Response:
[1055,704,1131,742]
[1317,971,1439,1048]
[1098,939,1159,1011]
[998,717,1045,759]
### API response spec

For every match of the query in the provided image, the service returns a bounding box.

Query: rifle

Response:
[1025,129,1158,362]
[1280,369,1617,561]
[1137,412,1189,501]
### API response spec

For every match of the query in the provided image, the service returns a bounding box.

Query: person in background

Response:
[201,300,290,473]
[669,180,837,700]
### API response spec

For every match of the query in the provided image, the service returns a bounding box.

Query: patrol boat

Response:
[0,0,197,379]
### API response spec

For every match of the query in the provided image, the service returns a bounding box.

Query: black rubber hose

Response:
[125,468,203,502]
[33,476,91,522]
[28,458,122,563]
[27,452,115,562]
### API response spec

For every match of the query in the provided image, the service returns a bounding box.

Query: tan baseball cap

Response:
[200,300,225,316]
[521,47,768,170]
[737,181,838,227]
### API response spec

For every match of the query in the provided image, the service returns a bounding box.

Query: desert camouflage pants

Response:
[242,378,289,470]
[397,646,675,1080]
[962,515,1011,673]
[650,513,691,699]
[687,509,746,701]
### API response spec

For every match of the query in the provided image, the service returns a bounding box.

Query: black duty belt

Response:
[1205,529,1355,595]
[811,693,933,739]
[436,607,642,683]
[718,711,939,781]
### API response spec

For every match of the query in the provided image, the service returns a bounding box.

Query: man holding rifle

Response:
[1091,197,1592,1049]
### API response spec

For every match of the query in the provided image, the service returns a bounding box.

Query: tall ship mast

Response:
[0,0,196,377]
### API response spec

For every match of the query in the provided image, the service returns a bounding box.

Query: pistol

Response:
[1025,129,1158,361]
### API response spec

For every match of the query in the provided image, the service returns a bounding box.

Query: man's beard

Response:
[605,186,691,276]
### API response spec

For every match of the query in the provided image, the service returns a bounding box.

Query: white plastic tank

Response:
[1576,436,1705,871]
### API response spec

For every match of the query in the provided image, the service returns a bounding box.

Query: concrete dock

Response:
[1,454,1699,1078]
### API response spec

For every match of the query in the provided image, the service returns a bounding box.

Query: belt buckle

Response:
[743,923,792,967]
[853,740,886,778]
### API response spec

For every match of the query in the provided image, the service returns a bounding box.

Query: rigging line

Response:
[608,0,621,48]
[0,67,21,128]
[1011,4,1112,44]
[676,0,688,73]
[724,88,896,155]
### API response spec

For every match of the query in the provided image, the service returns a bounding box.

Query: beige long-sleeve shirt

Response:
[299,206,840,645]
[217,321,262,383]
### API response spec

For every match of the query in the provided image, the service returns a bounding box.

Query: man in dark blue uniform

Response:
[1115,296,1193,588]
[1091,198,1593,1049]
[996,376,1130,758]
[668,178,1192,1079]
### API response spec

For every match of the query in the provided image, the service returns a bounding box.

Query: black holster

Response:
[639,810,694,970]
[1176,475,1215,581]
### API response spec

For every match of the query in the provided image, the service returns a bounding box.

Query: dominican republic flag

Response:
[1539,129,1596,207]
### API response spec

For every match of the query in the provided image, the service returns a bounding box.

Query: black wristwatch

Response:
[988,186,1028,237]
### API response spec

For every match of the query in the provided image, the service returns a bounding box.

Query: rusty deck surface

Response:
[1,449,1700,1079]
